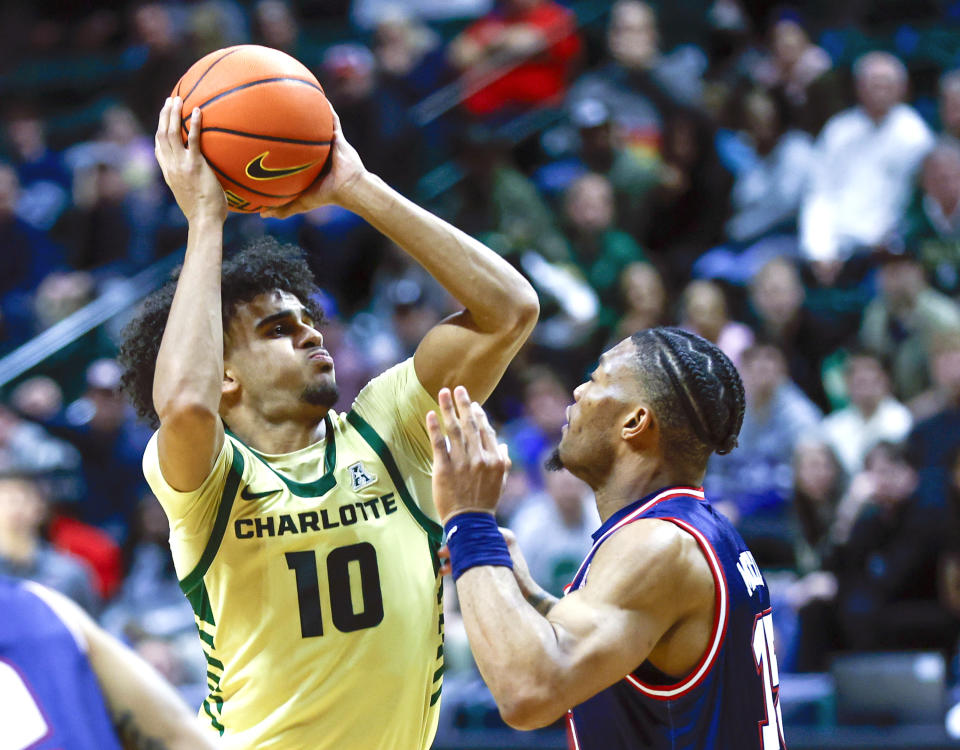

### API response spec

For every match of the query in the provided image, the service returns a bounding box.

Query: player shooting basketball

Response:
[118,97,538,749]
[427,329,788,750]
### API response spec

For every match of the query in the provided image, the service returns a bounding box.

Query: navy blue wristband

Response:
[444,512,513,581]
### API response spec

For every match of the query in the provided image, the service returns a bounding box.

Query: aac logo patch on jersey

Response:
[348,461,377,491]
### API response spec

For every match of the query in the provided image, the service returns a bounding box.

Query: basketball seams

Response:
[200,127,332,147]
[193,77,326,112]
[182,48,242,106]
[177,48,242,140]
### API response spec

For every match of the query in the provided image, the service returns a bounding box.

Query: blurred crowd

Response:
[0,0,959,729]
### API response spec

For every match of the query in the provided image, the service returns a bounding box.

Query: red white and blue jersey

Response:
[0,576,122,750]
[564,487,786,750]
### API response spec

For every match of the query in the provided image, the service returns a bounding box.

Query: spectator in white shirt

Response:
[821,350,913,476]
[799,52,934,280]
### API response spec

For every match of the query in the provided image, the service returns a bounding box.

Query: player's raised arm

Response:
[264,109,539,404]
[426,387,714,730]
[152,97,228,491]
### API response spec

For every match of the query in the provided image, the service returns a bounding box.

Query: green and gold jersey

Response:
[143,359,444,750]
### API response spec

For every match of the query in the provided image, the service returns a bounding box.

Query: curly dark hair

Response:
[630,327,746,472]
[118,236,325,428]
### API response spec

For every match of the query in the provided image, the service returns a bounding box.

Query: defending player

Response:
[427,328,788,750]
[0,574,217,750]
[118,97,538,749]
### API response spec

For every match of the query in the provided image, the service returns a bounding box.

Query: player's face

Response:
[224,290,338,415]
[554,339,635,479]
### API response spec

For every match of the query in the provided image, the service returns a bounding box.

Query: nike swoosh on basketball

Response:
[240,486,280,501]
[245,151,318,181]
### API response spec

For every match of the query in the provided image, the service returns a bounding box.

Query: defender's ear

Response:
[622,404,653,442]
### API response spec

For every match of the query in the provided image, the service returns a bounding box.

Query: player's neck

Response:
[593,456,700,522]
[226,411,328,455]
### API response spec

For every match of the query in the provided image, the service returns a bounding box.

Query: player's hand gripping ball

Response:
[172,45,333,213]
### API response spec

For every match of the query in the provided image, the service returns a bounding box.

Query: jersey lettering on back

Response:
[565,487,787,750]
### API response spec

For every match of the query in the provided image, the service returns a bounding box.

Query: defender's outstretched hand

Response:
[426,386,511,524]
[155,97,226,223]
[261,105,367,219]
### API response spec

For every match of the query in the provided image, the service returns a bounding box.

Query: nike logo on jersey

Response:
[240,486,280,501]
[244,152,318,181]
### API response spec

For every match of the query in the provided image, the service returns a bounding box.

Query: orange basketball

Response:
[172,45,333,213]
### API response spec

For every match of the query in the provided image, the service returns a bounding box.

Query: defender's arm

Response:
[456,520,713,729]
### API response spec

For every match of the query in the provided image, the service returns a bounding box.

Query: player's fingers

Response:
[261,198,300,219]
[473,403,498,455]
[155,98,167,142]
[168,96,182,146]
[454,387,482,456]
[155,97,171,156]
[498,443,512,474]
[437,388,465,460]
[425,411,449,464]
[471,402,492,454]
[260,204,284,219]
[186,107,201,154]
[436,544,451,576]
[328,104,343,137]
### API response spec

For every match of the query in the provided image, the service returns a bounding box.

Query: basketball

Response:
[172,45,333,213]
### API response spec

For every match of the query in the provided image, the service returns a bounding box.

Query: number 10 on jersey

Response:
[285,542,384,637]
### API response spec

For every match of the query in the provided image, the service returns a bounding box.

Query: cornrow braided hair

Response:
[630,327,746,468]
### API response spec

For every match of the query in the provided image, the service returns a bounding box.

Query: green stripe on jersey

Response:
[203,698,225,735]
[228,415,337,497]
[179,447,245,597]
[345,410,442,546]
[203,700,224,737]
